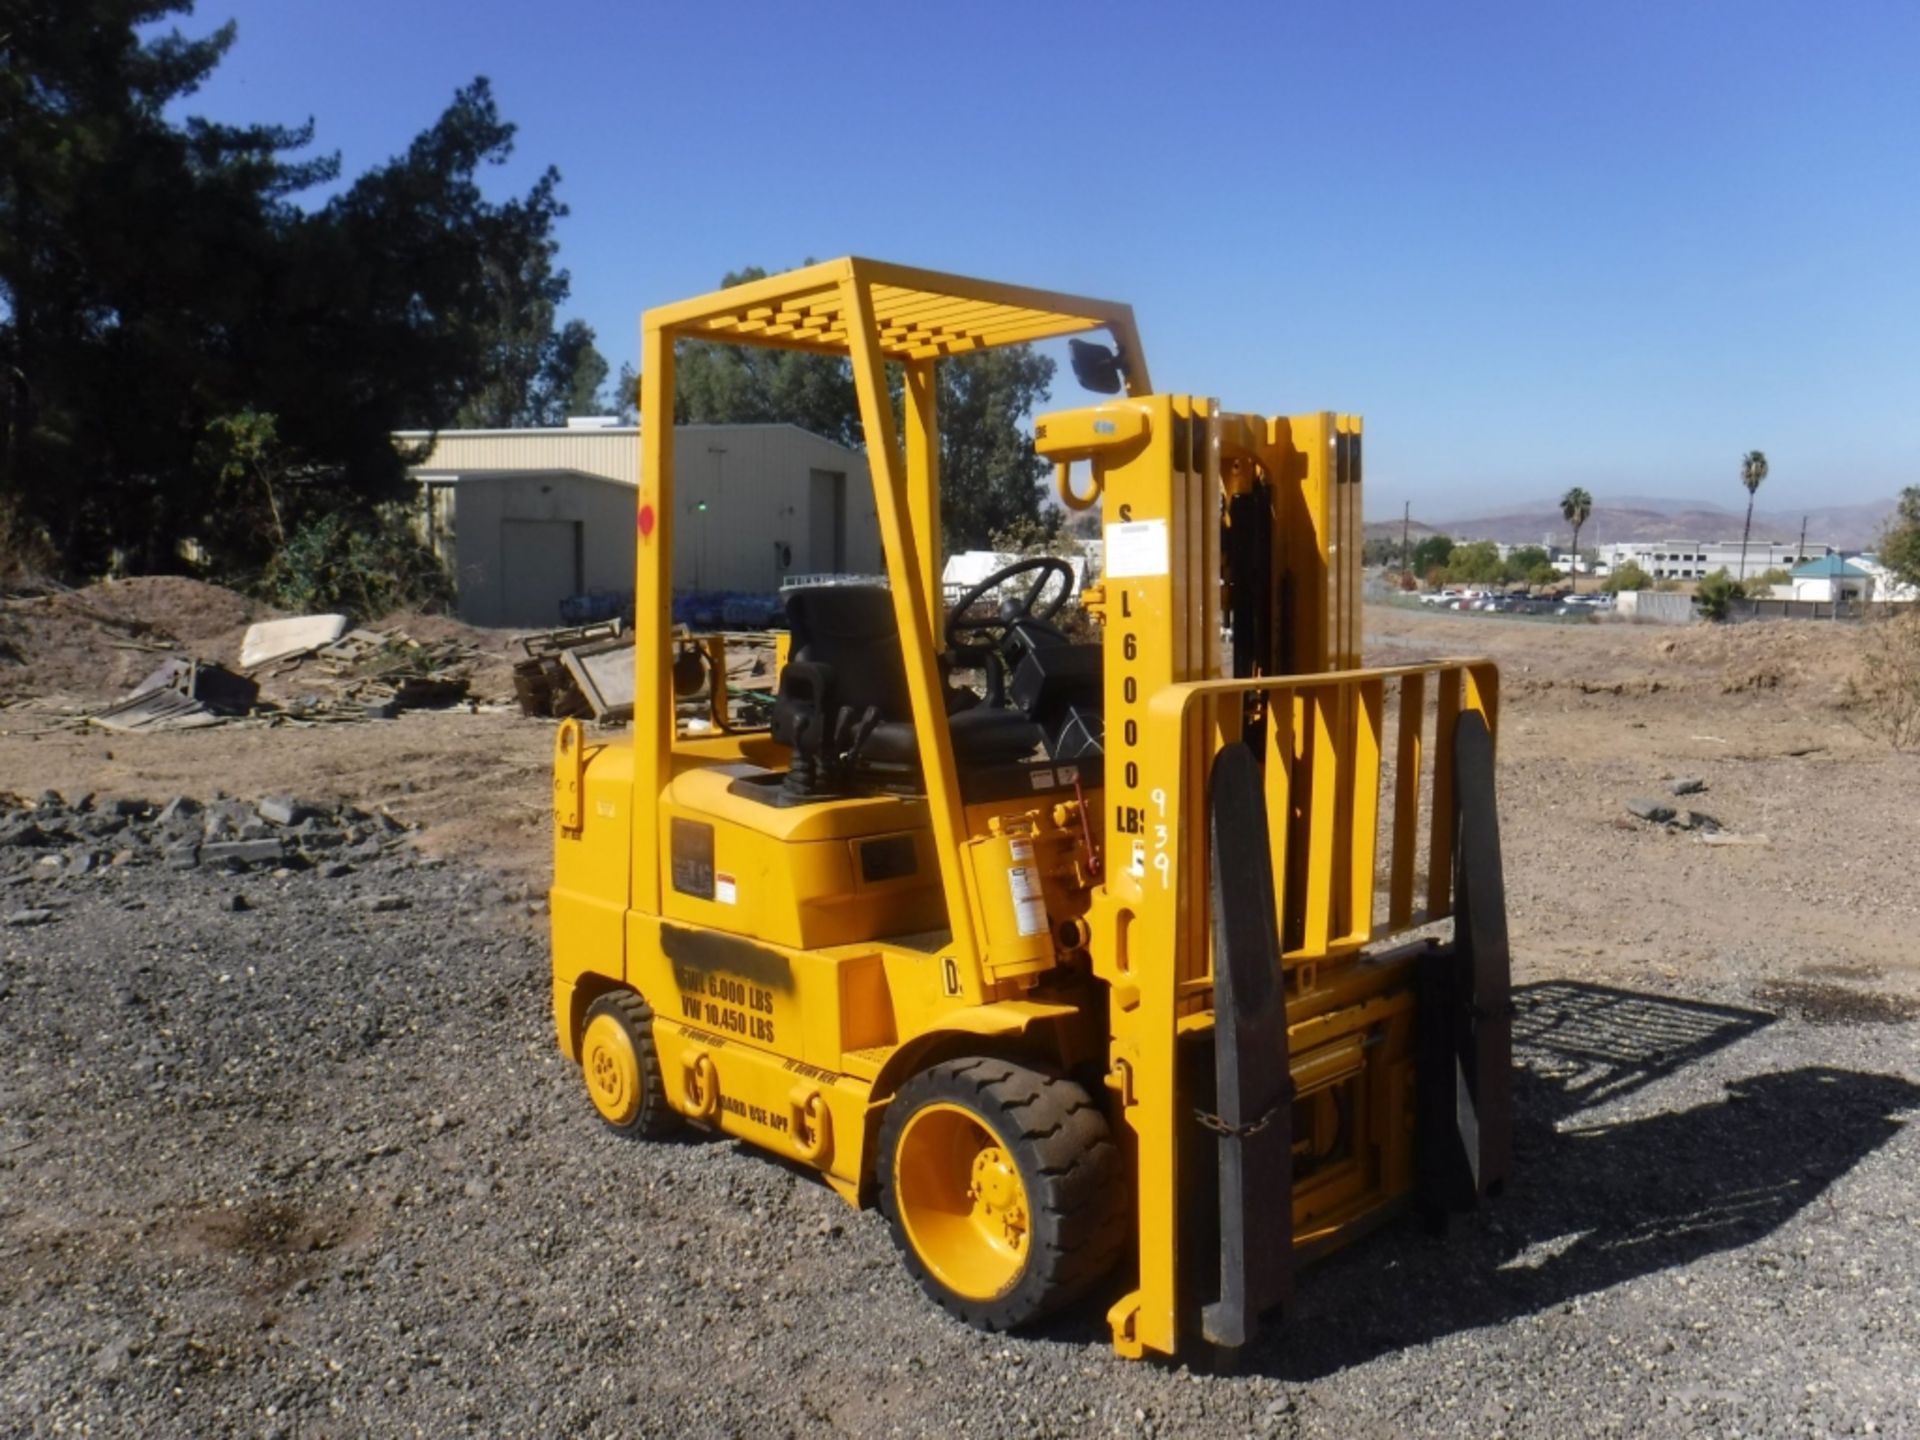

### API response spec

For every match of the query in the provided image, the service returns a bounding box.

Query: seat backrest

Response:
[784,585,911,721]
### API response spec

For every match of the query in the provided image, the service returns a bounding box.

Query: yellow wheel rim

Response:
[582,1012,642,1126]
[894,1102,1030,1301]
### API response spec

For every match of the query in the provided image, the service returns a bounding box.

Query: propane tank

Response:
[967,816,1054,976]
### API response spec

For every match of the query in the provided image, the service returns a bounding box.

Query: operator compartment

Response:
[768,581,1103,795]
[694,577,1103,959]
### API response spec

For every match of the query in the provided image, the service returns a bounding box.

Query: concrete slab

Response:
[240,614,348,669]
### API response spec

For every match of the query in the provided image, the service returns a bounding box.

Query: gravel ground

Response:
[2,793,1917,1438]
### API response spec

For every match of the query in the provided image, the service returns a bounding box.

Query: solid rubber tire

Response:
[876,1057,1125,1330]
[581,991,680,1140]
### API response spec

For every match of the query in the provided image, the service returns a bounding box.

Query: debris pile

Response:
[719,641,777,722]
[0,790,412,889]
[291,627,477,719]
[90,656,259,733]
[506,622,780,729]
[1625,796,1720,831]
[511,620,623,719]
[1621,778,1766,844]
[84,622,485,728]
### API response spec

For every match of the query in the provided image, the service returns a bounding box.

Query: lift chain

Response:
[1192,1101,1283,1138]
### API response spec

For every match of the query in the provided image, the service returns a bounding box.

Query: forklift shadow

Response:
[1026,982,1920,1372]
[1240,981,1920,1379]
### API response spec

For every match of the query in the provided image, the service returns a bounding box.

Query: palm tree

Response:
[1737,450,1769,581]
[1560,487,1593,592]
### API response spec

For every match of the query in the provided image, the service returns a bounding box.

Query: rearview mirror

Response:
[1069,338,1125,395]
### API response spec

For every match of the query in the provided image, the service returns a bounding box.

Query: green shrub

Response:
[1694,568,1746,620]
[1442,540,1504,584]
[1603,560,1652,593]
[258,505,451,620]
[1503,545,1550,584]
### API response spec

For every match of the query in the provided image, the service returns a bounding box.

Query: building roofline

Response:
[393,421,862,454]
[1603,539,1814,549]
[393,427,637,440]
[1791,556,1870,578]
[412,467,623,485]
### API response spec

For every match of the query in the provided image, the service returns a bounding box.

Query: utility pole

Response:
[1402,501,1411,577]
[1797,514,1808,565]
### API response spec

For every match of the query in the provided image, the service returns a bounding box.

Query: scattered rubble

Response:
[510,620,622,718]
[90,656,259,732]
[1669,776,1707,795]
[0,790,413,882]
[289,627,476,717]
[1625,794,1724,835]
[256,794,309,826]
[507,621,777,727]
[93,624,484,729]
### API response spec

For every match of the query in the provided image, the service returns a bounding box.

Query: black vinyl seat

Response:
[773,586,1043,785]
[859,703,1045,767]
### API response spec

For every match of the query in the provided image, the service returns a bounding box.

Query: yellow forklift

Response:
[549,258,1511,1359]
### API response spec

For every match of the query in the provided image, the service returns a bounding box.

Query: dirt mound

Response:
[0,576,273,703]
[0,573,540,709]
[76,575,265,644]
[1650,620,1863,699]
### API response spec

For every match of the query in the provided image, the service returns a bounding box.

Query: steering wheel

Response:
[945,556,1077,653]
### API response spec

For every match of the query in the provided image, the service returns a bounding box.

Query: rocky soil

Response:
[1,604,1917,1437]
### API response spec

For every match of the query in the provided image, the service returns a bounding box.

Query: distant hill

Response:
[1361,517,1448,544]
[1380,496,1897,551]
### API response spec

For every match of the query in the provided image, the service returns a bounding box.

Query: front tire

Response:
[579,991,679,1139]
[877,1057,1124,1330]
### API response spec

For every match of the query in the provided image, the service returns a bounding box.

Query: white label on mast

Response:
[1105,519,1169,578]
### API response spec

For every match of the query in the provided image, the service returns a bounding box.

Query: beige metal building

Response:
[397,422,878,626]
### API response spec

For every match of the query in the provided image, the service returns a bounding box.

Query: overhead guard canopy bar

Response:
[634,258,1149,983]
[642,257,1152,385]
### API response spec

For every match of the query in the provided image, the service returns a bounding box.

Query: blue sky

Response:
[169,0,1919,518]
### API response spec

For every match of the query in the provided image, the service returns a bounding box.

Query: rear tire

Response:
[877,1057,1125,1330]
[580,991,679,1139]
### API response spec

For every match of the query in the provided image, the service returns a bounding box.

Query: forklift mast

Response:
[1037,397,1509,1354]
